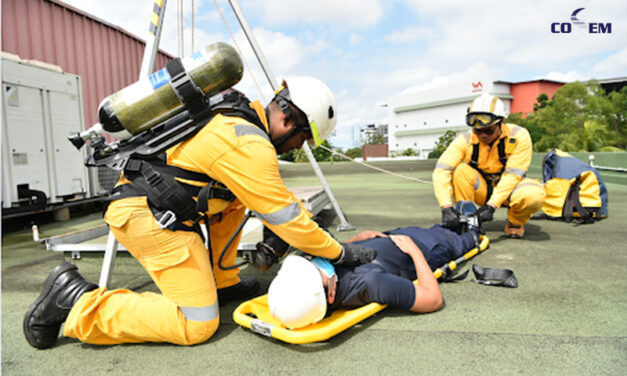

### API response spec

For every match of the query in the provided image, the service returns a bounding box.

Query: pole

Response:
[100,0,170,288]
[226,0,354,231]
[139,0,168,77]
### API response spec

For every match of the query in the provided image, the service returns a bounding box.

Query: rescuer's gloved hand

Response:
[334,243,377,267]
[250,242,280,272]
[477,204,496,223]
[251,227,291,271]
[261,227,290,258]
[441,207,462,230]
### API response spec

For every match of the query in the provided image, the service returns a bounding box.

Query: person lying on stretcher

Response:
[267,224,480,329]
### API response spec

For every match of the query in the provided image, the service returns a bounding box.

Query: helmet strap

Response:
[269,93,311,150]
[272,123,308,150]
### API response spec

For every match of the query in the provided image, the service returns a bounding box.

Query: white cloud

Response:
[397,0,626,77]
[385,26,437,43]
[399,63,500,95]
[241,0,383,28]
[592,49,627,79]
[541,70,585,83]
[349,33,365,45]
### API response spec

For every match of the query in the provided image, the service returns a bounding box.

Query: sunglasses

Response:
[473,124,499,135]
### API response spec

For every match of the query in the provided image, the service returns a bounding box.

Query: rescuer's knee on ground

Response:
[178,315,220,345]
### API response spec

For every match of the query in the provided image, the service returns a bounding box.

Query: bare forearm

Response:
[389,235,443,313]
[408,250,443,313]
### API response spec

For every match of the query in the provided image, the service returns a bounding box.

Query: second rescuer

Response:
[432,93,546,238]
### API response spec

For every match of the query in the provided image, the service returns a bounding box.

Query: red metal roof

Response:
[2,0,174,129]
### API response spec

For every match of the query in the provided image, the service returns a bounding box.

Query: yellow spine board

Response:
[233,235,490,344]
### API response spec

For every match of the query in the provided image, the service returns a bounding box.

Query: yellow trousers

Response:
[452,163,546,225]
[63,197,246,345]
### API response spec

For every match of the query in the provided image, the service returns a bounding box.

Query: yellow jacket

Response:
[432,123,533,208]
[111,100,342,260]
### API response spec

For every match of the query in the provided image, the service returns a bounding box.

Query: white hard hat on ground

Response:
[268,255,326,329]
[466,93,506,128]
[282,76,337,147]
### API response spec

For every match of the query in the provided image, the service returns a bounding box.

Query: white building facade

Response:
[387,80,513,158]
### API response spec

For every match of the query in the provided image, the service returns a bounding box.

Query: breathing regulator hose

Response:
[217,212,290,271]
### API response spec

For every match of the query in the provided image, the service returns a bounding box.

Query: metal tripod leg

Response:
[301,143,355,231]
[98,230,119,288]
[227,0,354,232]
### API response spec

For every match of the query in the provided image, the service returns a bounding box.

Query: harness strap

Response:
[210,90,266,130]
[563,175,594,224]
[469,138,508,201]
[124,160,204,224]
[166,58,212,122]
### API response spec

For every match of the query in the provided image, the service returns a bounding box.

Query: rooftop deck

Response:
[2,158,626,375]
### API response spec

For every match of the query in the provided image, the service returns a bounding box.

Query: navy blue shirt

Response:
[330,225,476,311]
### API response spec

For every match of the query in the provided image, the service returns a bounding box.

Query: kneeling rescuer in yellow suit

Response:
[24,76,376,348]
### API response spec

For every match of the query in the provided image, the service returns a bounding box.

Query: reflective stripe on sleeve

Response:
[234,124,270,142]
[436,163,454,171]
[504,167,527,177]
[253,201,301,225]
[180,302,219,322]
[510,125,521,136]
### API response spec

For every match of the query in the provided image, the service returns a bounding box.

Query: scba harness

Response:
[468,134,517,200]
[106,90,267,231]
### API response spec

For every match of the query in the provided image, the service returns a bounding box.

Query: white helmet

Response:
[281,76,337,147]
[268,255,326,329]
[466,93,506,128]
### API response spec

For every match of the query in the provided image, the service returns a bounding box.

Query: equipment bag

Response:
[540,149,608,223]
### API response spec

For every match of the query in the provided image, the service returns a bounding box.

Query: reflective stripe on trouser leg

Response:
[209,201,247,289]
[452,163,488,205]
[506,179,546,225]
[64,200,219,345]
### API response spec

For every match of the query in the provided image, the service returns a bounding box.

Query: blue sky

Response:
[62,0,626,149]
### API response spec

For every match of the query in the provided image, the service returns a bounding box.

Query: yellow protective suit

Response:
[64,100,342,345]
[432,123,546,226]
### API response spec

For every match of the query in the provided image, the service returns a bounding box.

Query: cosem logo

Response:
[551,8,612,34]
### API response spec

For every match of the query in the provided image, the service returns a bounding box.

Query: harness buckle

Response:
[155,210,177,229]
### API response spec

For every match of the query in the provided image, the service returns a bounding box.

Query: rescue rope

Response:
[191,0,195,52]
[177,0,184,56]
[213,0,268,103]
[317,144,433,184]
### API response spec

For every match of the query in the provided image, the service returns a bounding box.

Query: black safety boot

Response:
[217,277,260,303]
[23,261,98,349]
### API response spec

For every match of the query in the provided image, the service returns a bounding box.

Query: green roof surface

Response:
[3,157,626,375]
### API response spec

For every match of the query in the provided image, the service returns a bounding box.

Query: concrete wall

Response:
[510,81,563,116]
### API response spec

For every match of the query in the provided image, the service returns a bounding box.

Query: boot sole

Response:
[23,261,77,349]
